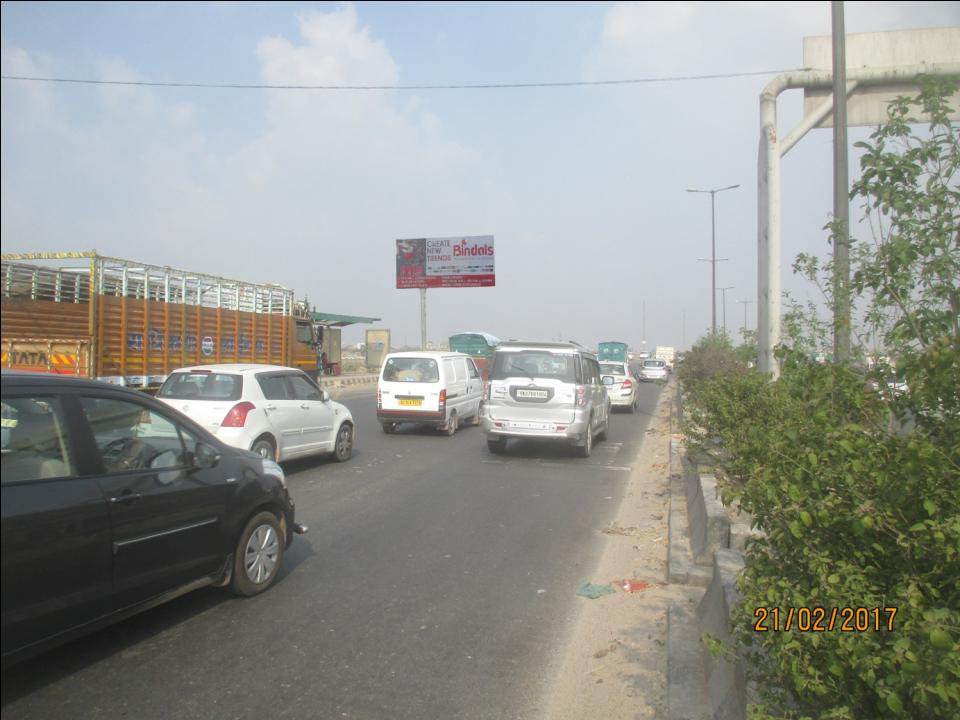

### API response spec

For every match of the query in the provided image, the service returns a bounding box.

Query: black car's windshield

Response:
[158,372,243,400]
[490,351,577,382]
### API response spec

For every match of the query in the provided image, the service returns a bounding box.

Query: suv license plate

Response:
[516,389,549,399]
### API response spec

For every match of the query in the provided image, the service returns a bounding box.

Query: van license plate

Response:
[516,389,549,399]
[399,398,423,407]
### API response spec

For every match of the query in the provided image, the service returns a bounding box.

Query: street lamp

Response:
[717,286,734,336]
[687,184,740,334]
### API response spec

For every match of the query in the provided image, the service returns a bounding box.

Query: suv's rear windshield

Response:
[158,372,243,400]
[599,363,627,375]
[382,357,439,383]
[491,350,577,382]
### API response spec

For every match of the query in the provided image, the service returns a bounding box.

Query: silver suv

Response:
[481,341,611,457]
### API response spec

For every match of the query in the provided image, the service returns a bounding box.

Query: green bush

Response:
[683,78,960,719]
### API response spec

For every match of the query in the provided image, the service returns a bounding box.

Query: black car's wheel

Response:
[487,437,507,454]
[333,423,353,462]
[232,511,284,597]
[250,436,276,461]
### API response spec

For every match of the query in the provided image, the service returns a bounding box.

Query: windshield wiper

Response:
[509,364,536,381]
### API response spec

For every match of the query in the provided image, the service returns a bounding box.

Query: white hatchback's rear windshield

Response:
[158,372,243,400]
[644,360,665,368]
[382,357,440,383]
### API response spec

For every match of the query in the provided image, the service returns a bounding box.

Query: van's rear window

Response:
[490,351,577,382]
[158,372,243,400]
[382,358,439,383]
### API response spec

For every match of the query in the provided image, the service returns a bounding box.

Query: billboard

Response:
[396,236,496,289]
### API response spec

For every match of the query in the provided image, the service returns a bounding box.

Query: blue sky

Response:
[3,2,958,349]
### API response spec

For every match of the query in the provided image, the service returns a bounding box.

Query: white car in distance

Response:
[639,359,669,382]
[599,361,639,413]
[157,364,354,463]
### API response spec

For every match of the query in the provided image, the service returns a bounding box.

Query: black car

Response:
[1,371,306,667]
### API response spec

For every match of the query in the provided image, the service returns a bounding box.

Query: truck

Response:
[654,345,676,368]
[598,341,629,363]
[448,331,500,380]
[1,252,325,389]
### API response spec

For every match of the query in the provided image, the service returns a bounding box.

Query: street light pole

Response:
[737,299,755,340]
[688,184,740,334]
[718,286,734,336]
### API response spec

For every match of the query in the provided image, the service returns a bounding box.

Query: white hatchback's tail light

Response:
[222,401,255,427]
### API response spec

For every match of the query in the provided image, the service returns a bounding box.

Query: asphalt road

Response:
[2,382,664,720]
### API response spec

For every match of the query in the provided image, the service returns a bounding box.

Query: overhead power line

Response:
[0,68,799,91]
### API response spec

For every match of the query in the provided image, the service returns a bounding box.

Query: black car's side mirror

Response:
[194,441,221,469]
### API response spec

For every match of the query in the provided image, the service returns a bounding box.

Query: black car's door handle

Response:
[110,491,142,504]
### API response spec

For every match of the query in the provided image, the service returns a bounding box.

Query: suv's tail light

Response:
[576,385,587,407]
[222,401,255,427]
[439,389,447,409]
[483,382,491,401]
[621,378,633,389]
[377,388,382,409]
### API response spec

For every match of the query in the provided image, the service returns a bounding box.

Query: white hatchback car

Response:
[157,364,354,463]
[599,361,639,412]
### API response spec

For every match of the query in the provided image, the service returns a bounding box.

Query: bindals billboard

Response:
[396,236,496,289]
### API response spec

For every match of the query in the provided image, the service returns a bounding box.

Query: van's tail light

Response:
[576,385,587,407]
[222,401,255,427]
[621,379,633,390]
[483,382,491,401]
[439,389,447,409]
[377,388,382,409]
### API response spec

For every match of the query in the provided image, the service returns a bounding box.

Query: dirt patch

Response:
[539,381,680,720]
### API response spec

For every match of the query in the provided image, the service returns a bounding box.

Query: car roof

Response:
[496,341,593,355]
[1,370,129,391]
[169,364,297,375]
[383,351,470,359]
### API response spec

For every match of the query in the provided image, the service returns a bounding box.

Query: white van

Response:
[377,351,485,435]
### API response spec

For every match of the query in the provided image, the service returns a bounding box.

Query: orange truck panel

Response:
[2,253,319,388]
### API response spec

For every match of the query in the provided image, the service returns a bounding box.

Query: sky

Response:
[2,1,958,350]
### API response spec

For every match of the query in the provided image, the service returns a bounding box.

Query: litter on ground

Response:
[610,578,663,593]
[576,582,617,599]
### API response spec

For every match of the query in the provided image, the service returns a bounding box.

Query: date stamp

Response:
[753,606,897,632]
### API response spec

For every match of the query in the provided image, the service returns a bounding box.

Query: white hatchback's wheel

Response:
[334,423,353,462]
[251,437,276,460]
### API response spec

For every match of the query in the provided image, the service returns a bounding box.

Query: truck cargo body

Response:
[598,341,629,362]
[449,332,500,381]
[2,253,320,388]
[654,346,676,367]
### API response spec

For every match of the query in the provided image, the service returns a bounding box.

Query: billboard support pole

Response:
[756,60,959,378]
[420,287,427,350]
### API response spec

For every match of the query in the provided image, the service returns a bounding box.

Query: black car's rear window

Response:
[490,350,577,382]
[158,372,243,401]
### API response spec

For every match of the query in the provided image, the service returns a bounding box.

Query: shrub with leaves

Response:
[683,78,959,719]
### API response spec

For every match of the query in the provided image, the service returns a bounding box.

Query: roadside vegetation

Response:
[679,78,959,719]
